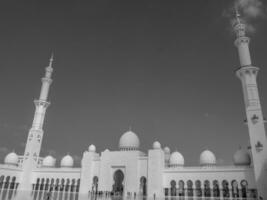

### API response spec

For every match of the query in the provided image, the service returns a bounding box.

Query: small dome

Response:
[42,156,56,167]
[153,141,161,149]
[89,144,96,152]
[200,150,216,166]
[164,147,171,154]
[60,154,74,168]
[233,148,251,166]
[169,151,184,166]
[119,130,140,151]
[4,152,18,165]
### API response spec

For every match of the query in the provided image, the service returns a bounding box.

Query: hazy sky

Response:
[0,1,266,166]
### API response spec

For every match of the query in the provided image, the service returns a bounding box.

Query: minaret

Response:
[234,11,267,199]
[17,55,54,194]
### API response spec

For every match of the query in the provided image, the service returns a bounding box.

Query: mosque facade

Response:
[0,14,266,200]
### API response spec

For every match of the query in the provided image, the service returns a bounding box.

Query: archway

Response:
[140,177,147,196]
[92,176,98,195]
[241,180,248,198]
[231,180,239,198]
[170,180,176,196]
[112,170,124,196]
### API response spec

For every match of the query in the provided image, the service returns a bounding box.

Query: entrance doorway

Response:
[140,176,147,196]
[112,170,124,196]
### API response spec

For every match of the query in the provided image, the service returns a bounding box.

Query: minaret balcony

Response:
[34,99,50,108]
[41,77,53,84]
[236,65,259,79]
[234,36,250,47]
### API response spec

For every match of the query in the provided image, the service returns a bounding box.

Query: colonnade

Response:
[0,176,19,200]
[31,178,80,200]
[165,179,257,199]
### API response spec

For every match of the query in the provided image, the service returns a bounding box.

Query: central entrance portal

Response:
[112,170,124,196]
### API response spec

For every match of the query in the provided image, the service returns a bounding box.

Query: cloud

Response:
[223,0,266,34]
[235,0,266,19]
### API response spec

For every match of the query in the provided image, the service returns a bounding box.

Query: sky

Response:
[0,0,266,166]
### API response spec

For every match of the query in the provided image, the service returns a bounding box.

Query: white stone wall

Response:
[32,168,81,183]
[0,164,22,178]
[147,149,165,198]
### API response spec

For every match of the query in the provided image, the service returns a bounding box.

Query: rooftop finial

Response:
[129,125,132,132]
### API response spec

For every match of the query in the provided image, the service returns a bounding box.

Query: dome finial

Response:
[129,125,132,132]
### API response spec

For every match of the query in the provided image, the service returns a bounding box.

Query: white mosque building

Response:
[0,13,266,200]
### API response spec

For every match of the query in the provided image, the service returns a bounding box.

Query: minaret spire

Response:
[235,7,241,25]
[49,52,54,67]
[233,9,252,67]
[234,13,267,199]
[17,55,55,195]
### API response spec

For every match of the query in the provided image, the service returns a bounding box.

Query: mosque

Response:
[0,13,266,200]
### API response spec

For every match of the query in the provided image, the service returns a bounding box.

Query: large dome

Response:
[233,148,251,166]
[200,150,216,166]
[60,154,74,168]
[42,155,56,167]
[169,151,184,167]
[4,152,18,166]
[119,130,140,151]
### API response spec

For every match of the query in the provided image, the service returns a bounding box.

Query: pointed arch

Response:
[231,180,239,198]
[187,180,193,197]
[195,180,202,197]
[204,180,211,197]
[241,180,248,198]
[222,180,230,198]
[0,175,5,190]
[213,180,220,197]
[178,180,184,196]
[170,180,176,196]
[139,176,147,196]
